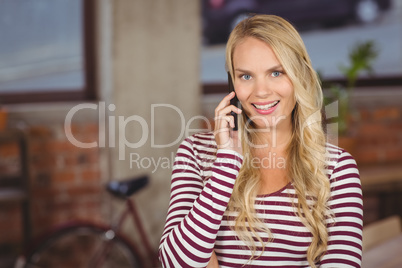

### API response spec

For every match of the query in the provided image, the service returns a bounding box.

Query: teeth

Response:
[254,101,279,110]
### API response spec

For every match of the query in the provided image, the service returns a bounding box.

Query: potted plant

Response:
[323,40,378,151]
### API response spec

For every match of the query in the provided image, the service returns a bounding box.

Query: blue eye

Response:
[272,71,281,77]
[242,74,252,80]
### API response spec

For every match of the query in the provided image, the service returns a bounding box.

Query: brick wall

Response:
[0,122,105,258]
[351,103,402,225]
[29,124,103,229]
[0,140,23,251]
[352,106,402,166]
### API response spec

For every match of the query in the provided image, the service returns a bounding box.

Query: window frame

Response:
[0,0,97,104]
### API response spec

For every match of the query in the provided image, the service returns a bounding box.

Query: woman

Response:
[159,15,363,267]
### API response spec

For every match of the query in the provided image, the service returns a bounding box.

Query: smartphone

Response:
[228,72,240,131]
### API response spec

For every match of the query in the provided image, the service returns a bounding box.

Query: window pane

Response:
[0,0,84,93]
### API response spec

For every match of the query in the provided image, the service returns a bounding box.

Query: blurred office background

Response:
[0,0,401,266]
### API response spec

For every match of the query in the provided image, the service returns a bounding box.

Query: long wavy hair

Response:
[225,15,330,267]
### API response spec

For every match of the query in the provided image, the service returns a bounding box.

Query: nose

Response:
[253,77,273,98]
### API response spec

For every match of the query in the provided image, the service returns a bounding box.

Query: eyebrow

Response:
[234,64,283,73]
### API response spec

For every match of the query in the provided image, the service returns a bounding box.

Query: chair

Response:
[362,215,402,252]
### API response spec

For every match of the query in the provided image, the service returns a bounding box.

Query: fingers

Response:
[214,92,241,115]
[215,93,241,116]
[214,114,235,129]
[214,91,235,114]
[213,92,243,153]
[214,92,242,131]
[214,107,241,130]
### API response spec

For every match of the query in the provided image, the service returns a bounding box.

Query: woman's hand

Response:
[206,251,219,268]
[214,91,242,154]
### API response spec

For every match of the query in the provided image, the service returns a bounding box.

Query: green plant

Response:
[324,40,378,135]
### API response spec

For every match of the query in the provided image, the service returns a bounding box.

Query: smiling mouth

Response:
[252,101,280,110]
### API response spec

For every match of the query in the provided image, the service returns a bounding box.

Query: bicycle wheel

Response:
[24,224,142,268]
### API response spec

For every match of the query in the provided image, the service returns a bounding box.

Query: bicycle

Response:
[14,175,161,268]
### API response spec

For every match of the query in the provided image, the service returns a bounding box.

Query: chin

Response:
[245,113,290,130]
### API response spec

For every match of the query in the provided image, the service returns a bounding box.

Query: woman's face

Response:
[233,37,296,131]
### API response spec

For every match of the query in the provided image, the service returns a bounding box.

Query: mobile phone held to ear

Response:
[228,72,240,131]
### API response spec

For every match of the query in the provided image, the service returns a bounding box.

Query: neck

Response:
[251,120,293,151]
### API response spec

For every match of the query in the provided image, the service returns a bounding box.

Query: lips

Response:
[251,101,280,115]
[252,101,279,110]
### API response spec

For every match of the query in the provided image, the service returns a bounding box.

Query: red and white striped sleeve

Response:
[158,135,243,268]
[321,149,363,267]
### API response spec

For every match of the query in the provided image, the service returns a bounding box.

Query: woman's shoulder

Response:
[325,142,359,181]
[325,142,356,163]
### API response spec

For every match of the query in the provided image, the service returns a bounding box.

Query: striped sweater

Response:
[159,132,363,267]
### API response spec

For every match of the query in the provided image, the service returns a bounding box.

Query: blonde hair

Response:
[225,15,330,267]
